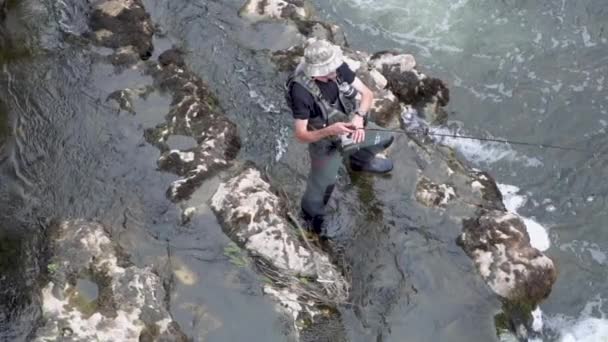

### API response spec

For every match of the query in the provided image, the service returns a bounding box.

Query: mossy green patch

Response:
[223,242,249,268]
[47,262,59,274]
[494,299,536,337]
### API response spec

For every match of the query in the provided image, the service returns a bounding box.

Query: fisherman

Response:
[285,39,394,235]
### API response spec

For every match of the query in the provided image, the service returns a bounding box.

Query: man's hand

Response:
[350,115,365,143]
[329,122,356,136]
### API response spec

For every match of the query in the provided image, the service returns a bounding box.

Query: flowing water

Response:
[313,0,608,340]
[1,0,607,341]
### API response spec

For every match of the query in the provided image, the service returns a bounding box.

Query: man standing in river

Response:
[285,39,394,235]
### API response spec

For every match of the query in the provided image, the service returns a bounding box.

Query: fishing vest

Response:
[285,70,357,132]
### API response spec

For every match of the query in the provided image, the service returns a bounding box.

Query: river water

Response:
[0,0,607,341]
[313,0,608,340]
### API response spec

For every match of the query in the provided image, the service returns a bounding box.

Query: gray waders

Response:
[301,122,393,225]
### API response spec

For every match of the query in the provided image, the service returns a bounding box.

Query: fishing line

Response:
[363,127,592,153]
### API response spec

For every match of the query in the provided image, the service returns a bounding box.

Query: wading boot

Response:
[300,210,326,236]
[350,156,394,174]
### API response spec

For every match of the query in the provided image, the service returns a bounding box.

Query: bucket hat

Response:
[302,39,343,77]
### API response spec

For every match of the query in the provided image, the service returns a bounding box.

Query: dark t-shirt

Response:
[289,62,356,120]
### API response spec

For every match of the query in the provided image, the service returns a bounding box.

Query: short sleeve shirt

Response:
[288,62,356,120]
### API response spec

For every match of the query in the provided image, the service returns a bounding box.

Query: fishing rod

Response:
[363,127,592,153]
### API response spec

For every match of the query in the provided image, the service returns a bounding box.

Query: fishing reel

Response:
[338,132,359,153]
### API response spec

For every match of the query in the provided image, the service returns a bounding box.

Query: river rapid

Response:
[0,0,607,341]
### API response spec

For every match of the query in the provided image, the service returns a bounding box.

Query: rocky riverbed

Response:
[0,0,559,340]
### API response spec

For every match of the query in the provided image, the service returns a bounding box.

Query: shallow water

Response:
[1,0,607,341]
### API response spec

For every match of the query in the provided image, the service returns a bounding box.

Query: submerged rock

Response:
[415,176,456,207]
[239,0,314,22]
[86,0,154,64]
[106,87,152,114]
[144,49,241,202]
[34,220,186,341]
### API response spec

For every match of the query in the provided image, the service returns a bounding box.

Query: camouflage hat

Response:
[302,39,343,77]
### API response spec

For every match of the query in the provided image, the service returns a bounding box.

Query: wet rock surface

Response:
[34,220,186,341]
[210,166,348,336]
[415,176,456,207]
[239,0,314,22]
[459,211,556,303]
[144,49,241,202]
[410,140,556,304]
[86,0,154,64]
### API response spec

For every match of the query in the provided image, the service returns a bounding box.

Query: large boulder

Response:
[86,0,155,65]
[410,139,555,306]
[34,220,186,341]
[292,19,347,47]
[409,134,555,337]
[210,166,348,335]
[371,52,449,125]
[458,211,557,304]
[210,167,345,283]
[144,49,241,202]
[239,0,314,22]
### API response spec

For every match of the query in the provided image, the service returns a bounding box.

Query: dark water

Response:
[1,0,607,341]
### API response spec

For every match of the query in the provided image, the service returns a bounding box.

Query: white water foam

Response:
[498,184,550,251]
[429,126,543,167]
[500,303,608,341]
[545,296,608,342]
[558,318,608,342]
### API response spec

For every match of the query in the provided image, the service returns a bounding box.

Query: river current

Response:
[0,0,607,341]
[314,0,608,340]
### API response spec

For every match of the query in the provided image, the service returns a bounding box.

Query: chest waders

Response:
[287,71,394,233]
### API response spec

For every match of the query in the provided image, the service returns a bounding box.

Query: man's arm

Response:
[294,119,355,144]
[351,77,374,115]
[349,77,374,142]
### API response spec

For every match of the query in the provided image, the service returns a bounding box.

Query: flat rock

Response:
[34,220,186,342]
[210,166,349,328]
